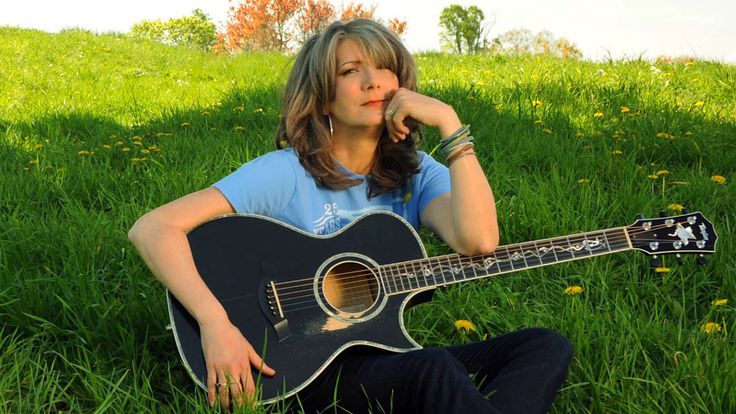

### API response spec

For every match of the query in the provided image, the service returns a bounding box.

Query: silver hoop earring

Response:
[328,115,334,137]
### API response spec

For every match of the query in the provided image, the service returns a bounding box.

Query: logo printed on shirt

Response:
[313,203,342,235]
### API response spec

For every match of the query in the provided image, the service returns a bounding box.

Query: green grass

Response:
[1,26,735,413]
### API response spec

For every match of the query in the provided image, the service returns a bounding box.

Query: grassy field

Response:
[1,27,734,413]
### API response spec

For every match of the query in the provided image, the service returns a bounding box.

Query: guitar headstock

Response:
[627,211,717,256]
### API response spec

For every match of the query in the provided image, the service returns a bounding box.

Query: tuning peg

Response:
[659,210,667,218]
[650,255,662,268]
[636,212,645,220]
[696,254,709,266]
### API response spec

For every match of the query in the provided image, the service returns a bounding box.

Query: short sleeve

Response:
[414,152,451,218]
[211,151,296,217]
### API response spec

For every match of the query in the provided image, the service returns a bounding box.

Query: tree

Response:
[296,0,335,43]
[221,1,407,53]
[439,4,488,54]
[129,9,217,51]
[388,18,407,38]
[339,2,377,21]
[493,28,582,59]
[494,28,534,55]
[224,0,301,52]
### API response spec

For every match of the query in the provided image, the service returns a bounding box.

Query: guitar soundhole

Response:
[322,261,380,316]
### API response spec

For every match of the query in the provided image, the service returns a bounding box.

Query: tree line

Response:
[129,2,581,59]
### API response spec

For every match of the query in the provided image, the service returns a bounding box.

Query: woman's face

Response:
[328,39,399,135]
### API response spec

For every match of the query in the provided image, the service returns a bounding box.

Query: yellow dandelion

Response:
[133,141,143,146]
[543,128,552,134]
[202,111,211,117]
[255,108,264,113]
[656,132,675,139]
[576,131,585,138]
[685,131,693,136]
[656,170,670,176]
[34,144,44,150]
[180,122,190,128]
[647,174,659,180]
[655,267,670,274]
[700,322,721,334]
[620,106,631,113]
[668,203,684,213]
[236,104,245,112]
[122,147,130,153]
[140,149,150,154]
[131,157,148,163]
[612,150,623,156]
[132,135,142,141]
[116,141,124,146]
[577,178,589,184]
[234,126,245,132]
[564,285,584,295]
[454,319,477,333]
[712,299,728,306]
[711,175,726,185]
[594,112,604,118]
[102,144,111,149]
[29,159,39,165]
[78,150,92,156]
[531,99,542,108]
[534,120,544,126]
[694,101,704,107]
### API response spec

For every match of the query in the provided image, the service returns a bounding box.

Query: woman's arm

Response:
[384,88,499,255]
[128,188,274,408]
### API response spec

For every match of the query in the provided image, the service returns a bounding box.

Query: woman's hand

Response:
[384,88,463,142]
[200,319,276,409]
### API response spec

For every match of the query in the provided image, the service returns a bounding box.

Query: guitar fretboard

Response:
[378,227,631,295]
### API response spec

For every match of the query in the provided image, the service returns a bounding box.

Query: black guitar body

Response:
[167,212,430,404]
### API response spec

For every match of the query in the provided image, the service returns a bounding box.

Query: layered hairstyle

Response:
[276,19,421,197]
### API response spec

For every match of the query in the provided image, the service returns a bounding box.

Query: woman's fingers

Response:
[217,370,231,409]
[248,346,276,377]
[207,366,217,406]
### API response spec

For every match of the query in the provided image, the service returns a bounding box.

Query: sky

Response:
[2,0,735,63]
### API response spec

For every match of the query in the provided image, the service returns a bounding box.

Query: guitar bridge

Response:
[259,279,292,342]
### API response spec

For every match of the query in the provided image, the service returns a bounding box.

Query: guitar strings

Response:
[263,220,706,308]
[274,221,687,294]
[273,220,705,307]
[273,220,685,290]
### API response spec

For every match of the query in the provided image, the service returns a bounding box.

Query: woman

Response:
[128,19,572,413]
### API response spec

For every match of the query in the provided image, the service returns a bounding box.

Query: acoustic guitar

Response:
[167,211,717,404]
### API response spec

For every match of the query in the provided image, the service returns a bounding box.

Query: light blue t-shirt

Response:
[212,148,450,235]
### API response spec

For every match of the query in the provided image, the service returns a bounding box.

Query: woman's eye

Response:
[341,68,357,75]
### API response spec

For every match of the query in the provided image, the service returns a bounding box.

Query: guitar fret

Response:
[602,230,613,253]
[433,256,444,287]
[441,256,451,285]
[506,246,516,271]
[377,266,388,295]
[420,261,430,288]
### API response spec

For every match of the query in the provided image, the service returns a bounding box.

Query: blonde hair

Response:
[276,19,421,196]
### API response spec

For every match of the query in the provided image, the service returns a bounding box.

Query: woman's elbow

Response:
[456,233,499,256]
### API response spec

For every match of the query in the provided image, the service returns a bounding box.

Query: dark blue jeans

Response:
[293,327,573,414]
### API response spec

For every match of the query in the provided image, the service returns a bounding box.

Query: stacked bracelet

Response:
[439,125,472,158]
[439,124,476,165]
[446,144,475,166]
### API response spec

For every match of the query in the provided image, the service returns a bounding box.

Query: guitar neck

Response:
[379,227,632,294]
